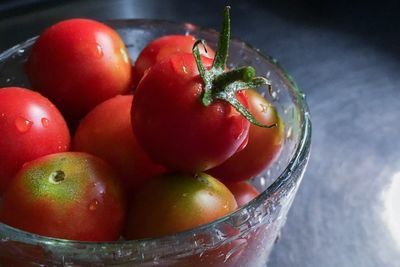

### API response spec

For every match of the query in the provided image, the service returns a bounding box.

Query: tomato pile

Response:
[0,7,283,242]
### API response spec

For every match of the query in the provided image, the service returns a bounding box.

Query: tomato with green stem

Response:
[0,152,126,241]
[132,7,274,172]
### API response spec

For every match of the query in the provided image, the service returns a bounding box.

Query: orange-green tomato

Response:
[0,152,126,242]
[124,172,237,239]
[208,89,284,182]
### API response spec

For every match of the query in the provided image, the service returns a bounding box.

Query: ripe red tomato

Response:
[124,172,237,239]
[225,182,260,207]
[132,34,214,87]
[209,89,284,182]
[0,152,126,241]
[72,94,165,191]
[25,19,132,121]
[132,53,250,172]
[0,87,70,193]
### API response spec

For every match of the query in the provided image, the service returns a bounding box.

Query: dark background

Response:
[1,1,400,266]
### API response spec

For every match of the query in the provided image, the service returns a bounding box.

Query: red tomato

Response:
[132,53,250,172]
[0,152,126,241]
[0,87,70,193]
[25,19,132,120]
[225,182,259,207]
[209,89,284,182]
[72,95,165,191]
[133,34,214,87]
[124,172,237,239]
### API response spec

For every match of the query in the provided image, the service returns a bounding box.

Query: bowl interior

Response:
[0,19,311,265]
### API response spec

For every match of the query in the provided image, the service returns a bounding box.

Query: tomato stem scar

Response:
[48,170,65,184]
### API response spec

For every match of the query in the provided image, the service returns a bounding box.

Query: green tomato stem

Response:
[191,6,276,128]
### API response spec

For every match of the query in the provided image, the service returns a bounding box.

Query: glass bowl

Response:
[0,19,311,267]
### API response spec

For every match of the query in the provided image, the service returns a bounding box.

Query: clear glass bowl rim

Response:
[0,18,311,252]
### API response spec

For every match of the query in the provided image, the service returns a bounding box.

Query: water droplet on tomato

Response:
[96,43,104,57]
[120,47,129,64]
[89,199,99,211]
[14,116,33,133]
[41,117,49,128]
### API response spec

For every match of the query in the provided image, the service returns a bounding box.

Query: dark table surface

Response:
[1,0,400,266]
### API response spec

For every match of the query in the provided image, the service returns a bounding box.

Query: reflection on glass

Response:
[382,171,400,251]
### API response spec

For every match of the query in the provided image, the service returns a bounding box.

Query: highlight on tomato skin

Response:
[0,152,126,242]
[132,34,215,88]
[208,89,285,183]
[72,94,165,191]
[124,172,237,240]
[0,87,70,194]
[25,18,133,121]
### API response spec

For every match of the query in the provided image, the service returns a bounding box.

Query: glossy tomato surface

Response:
[0,152,126,241]
[25,19,132,120]
[133,34,214,87]
[132,53,250,172]
[0,87,70,193]
[225,182,260,207]
[124,172,237,239]
[73,95,165,191]
[209,89,284,182]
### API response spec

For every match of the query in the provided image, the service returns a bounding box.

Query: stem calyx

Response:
[192,6,275,128]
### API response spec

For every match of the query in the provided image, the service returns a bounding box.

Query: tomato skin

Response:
[0,152,126,241]
[0,87,70,193]
[124,172,237,239]
[209,89,284,182]
[73,95,165,191]
[132,53,250,172]
[133,34,214,88]
[25,19,132,120]
[225,182,259,207]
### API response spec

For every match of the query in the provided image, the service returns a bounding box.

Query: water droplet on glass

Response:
[14,116,33,133]
[89,199,99,211]
[96,43,103,57]
[286,127,293,139]
[5,78,11,83]
[270,91,278,101]
[259,176,266,186]
[17,49,25,55]
[41,117,49,128]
